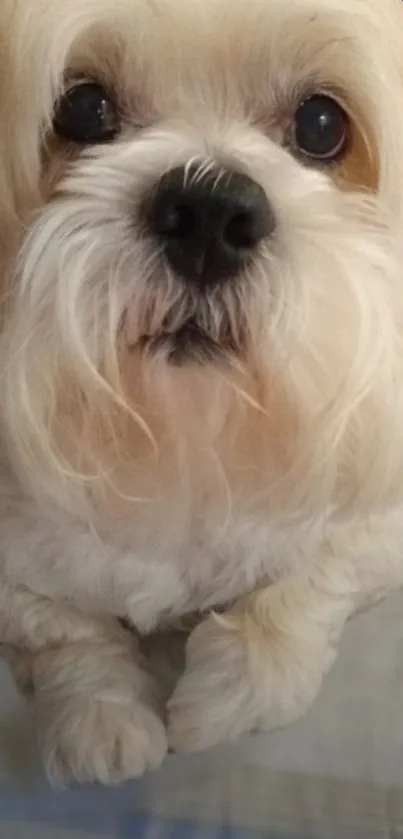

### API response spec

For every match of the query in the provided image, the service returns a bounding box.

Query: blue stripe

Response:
[0,781,310,839]
[0,781,381,839]
[0,779,147,834]
[121,812,305,839]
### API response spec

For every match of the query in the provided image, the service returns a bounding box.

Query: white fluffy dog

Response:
[1,0,403,786]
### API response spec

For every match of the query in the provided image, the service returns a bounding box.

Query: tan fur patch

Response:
[336,123,377,192]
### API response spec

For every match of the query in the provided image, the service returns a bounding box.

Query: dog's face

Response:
[1,0,403,522]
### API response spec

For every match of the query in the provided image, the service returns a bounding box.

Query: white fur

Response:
[1,0,403,784]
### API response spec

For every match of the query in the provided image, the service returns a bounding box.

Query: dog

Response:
[1,0,403,786]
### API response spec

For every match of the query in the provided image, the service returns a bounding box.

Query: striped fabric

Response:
[2,593,403,839]
[1,766,402,839]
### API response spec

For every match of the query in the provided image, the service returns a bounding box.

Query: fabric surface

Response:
[1,594,403,839]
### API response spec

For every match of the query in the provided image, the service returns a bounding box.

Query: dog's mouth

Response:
[134,288,246,364]
[139,320,230,364]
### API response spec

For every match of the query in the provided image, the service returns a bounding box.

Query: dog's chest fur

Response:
[0,472,319,632]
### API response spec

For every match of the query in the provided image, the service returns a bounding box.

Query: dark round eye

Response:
[293,94,350,162]
[53,82,120,145]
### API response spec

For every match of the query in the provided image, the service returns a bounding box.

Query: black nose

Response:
[146,165,275,286]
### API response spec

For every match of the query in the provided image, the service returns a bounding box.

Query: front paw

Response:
[37,693,167,786]
[32,639,168,786]
[168,609,334,753]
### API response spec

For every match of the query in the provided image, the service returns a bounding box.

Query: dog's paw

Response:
[37,695,167,786]
[168,609,333,753]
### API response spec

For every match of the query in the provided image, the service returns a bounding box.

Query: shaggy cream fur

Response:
[1,0,403,784]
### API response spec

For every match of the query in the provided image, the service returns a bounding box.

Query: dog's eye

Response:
[53,82,120,145]
[292,94,350,162]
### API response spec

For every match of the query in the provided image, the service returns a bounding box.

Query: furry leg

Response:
[0,582,167,785]
[168,553,389,752]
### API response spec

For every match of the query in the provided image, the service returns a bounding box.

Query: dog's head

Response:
[1,0,403,523]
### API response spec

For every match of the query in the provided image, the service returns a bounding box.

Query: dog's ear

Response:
[384,0,403,70]
[0,0,44,259]
[0,1,19,215]
[0,1,13,262]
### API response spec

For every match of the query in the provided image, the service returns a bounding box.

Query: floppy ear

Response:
[360,0,403,215]
[0,2,45,276]
[0,2,21,235]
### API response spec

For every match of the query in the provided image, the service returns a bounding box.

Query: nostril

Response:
[150,192,197,240]
[224,212,260,250]
[161,204,196,239]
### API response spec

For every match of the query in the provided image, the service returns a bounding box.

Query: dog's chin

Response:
[139,321,232,365]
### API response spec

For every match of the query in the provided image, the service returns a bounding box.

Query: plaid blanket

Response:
[2,759,402,839]
[2,593,403,839]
